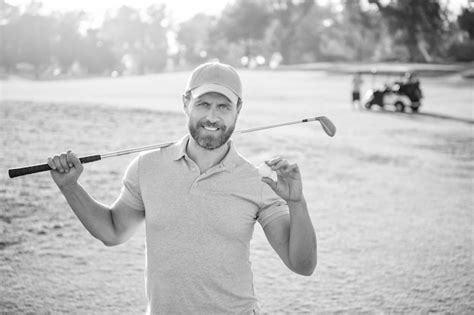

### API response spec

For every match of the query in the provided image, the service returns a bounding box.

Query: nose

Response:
[205,107,219,123]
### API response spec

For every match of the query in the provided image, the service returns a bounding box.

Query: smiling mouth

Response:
[203,125,219,131]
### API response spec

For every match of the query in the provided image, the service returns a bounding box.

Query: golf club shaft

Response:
[8,116,334,178]
[235,116,322,134]
[103,116,330,158]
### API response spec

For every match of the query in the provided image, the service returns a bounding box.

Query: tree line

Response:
[0,0,472,78]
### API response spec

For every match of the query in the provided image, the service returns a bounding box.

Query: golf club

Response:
[8,116,336,178]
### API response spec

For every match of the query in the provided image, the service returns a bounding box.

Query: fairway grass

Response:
[1,71,472,313]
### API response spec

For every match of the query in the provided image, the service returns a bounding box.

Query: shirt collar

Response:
[172,134,240,170]
[172,135,190,161]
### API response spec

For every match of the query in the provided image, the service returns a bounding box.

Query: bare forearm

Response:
[60,182,116,244]
[288,198,317,275]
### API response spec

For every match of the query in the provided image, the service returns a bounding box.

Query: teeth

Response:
[204,126,218,131]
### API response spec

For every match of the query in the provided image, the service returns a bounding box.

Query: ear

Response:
[182,94,190,115]
[182,94,188,108]
[236,100,242,115]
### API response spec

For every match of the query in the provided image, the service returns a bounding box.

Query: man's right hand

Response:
[47,150,83,189]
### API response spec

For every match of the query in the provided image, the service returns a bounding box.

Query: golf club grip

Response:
[8,154,101,178]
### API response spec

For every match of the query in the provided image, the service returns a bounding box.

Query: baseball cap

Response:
[185,62,242,105]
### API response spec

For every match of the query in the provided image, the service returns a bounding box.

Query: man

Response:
[47,62,317,314]
[351,72,363,109]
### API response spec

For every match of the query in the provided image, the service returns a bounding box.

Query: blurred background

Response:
[1,0,473,314]
[0,0,472,78]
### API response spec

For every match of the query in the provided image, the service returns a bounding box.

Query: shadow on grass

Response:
[364,107,474,125]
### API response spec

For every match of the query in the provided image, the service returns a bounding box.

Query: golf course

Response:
[1,69,472,313]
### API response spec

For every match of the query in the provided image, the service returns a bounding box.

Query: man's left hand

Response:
[261,157,304,203]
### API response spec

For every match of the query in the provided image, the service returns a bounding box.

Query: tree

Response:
[458,7,474,39]
[289,3,335,62]
[78,29,117,74]
[337,0,386,61]
[101,6,146,50]
[53,11,85,73]
[368,0,449,62]
[0,1,57,78]
[177,13,215,65]
[143,4,169,72]
[216,0,272,63]
[101,6,147,74]
[267,0,315,64]
[101,5,168,74]
[447,6,474,62]
[15,14,55,78]
[0,0,21,73]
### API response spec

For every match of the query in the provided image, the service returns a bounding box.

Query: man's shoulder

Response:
[137,142,179,166]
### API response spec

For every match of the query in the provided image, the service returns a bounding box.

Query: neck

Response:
[186,136,230,173]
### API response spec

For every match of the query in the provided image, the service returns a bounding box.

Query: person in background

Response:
[351,71,364,109]
[398,72,423,112]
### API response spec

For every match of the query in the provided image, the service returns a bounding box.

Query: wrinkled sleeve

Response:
[257,183,289,228]
[114,155,145,211]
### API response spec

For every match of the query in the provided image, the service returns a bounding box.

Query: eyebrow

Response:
[195,98,233,107]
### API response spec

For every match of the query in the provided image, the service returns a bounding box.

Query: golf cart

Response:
[363,71,423,112]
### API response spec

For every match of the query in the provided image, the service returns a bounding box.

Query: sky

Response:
[5,0,230,23]
[5,0,469,24]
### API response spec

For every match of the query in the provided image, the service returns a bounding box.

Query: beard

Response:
[188,118,236,150]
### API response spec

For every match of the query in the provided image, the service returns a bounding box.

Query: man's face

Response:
[184,92,241,150]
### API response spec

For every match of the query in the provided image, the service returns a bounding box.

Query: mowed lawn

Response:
[0,70,472,313]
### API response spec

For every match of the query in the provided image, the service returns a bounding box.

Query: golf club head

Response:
[316,116,336,137]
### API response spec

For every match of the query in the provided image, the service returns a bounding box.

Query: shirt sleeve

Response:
[114,155,145,212]
[257,183,289,228]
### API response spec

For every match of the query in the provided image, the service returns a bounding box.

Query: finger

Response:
[286,163,299,173]
[266,156,282,166]
[59,154,70,172]
[288,164,301,178]
[66,150,74,168]
[261,177,277,191]
[273,161,292,177]
[47,157,56,170]
[290,163,300,173]
[69,151,82,169]
[271,159,289,172]
[53,155,64,173]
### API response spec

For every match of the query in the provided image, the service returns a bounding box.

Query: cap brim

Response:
[190,84,239,105]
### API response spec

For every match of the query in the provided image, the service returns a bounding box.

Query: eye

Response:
[218,104,231,111]
[197,102,210,107]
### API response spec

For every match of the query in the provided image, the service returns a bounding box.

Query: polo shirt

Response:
[115,135,289,314]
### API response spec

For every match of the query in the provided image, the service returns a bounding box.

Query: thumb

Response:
[261,177,277,191]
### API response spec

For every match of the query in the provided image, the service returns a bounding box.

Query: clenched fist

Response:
[47,150,83,189]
